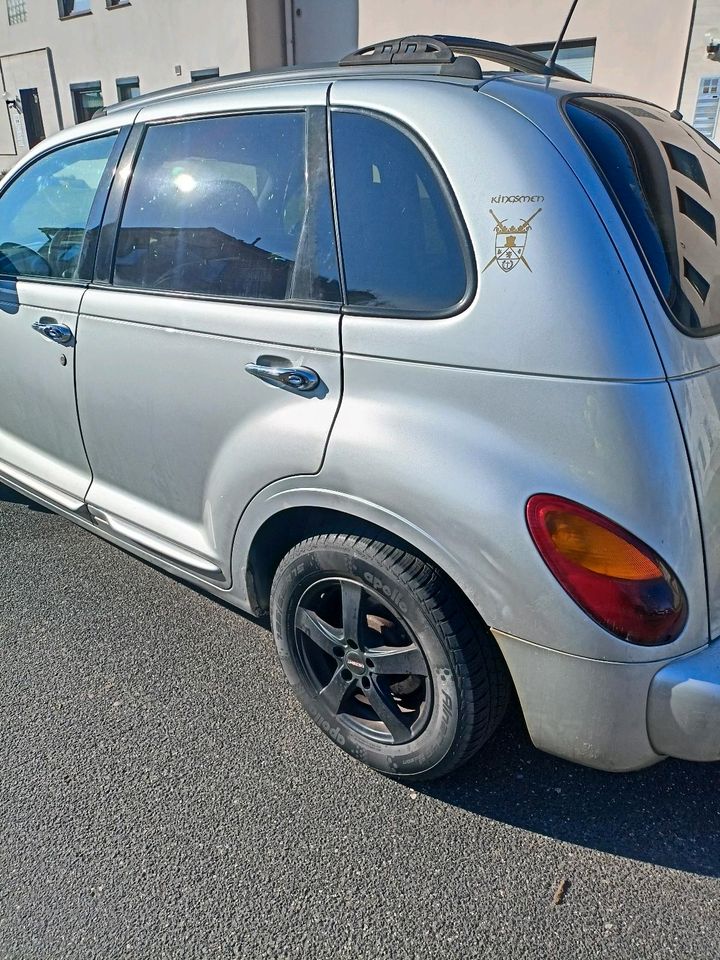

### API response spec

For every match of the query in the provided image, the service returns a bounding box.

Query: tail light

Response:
[526,494,687,646]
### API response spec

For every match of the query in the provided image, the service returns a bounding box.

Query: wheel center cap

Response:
[344,651,365,674]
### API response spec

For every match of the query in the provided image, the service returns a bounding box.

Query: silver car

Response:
[2,35,720,780]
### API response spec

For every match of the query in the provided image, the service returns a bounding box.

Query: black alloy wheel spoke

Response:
[341,580,364,647]
[369,644,428,677]
[366,676,412,743]
[296,606,343,657]
[319,668,352,713]
[295,577,431,745]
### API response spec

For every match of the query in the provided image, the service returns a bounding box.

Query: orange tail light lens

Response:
[526,494,687,646]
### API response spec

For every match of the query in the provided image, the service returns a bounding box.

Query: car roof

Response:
[16,35,598,166]
[102,34,588,121]
[103,62,477,121]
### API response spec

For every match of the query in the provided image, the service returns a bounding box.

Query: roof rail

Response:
[339,34,587,82]
[340,35,454,66]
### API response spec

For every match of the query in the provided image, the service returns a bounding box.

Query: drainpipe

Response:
[676,0,698,115]
[45,47,64,129]
[284,0,295,66]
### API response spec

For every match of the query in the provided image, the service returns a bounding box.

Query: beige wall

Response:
[0,48,60,159]
[358,0,694,110]
[247,0,286,71]
[0,0,252,162]
[290,0,358,65]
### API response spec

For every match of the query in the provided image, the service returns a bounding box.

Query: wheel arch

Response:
[234,489,486,625]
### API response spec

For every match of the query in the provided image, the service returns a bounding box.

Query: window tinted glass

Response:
[331,111,470,315]
[114,112,339,303]
[71,82,103,123]
[566,96,720,335]
[0,133,116,280]
[116,77,140,102]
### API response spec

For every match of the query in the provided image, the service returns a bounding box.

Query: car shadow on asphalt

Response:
[419,703,720,878]
[0,483,50,512]
[4,481,717,876]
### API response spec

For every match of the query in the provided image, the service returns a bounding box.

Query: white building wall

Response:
[0,0,252,164]
[358,0,694,112]
[679,0,720,137]
[1,0,716,165]
[0,47,59,156]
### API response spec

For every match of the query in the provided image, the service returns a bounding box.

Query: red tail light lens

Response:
[526,494,687,646]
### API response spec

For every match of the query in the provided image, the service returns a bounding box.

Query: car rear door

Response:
[0,128,124,509]
[75,83,341,585]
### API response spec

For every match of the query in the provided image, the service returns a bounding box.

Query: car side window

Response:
[113,111,340,303]
[330,110,471,316]
[0,134,117,281]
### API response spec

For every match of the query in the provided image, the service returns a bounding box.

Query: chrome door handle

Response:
[245,362,320,392]
[32,318,75,346]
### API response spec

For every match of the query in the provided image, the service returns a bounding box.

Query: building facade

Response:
[679,0,720,136]
[0,0,358,165]
[358,0,702,111]
[3,0,720,166]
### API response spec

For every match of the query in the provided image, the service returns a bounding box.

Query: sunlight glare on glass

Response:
[174,173,197,193]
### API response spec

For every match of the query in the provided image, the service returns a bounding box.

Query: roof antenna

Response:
[545,0,582,75]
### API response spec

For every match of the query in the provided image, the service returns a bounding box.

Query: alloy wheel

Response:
[293,577,432,745]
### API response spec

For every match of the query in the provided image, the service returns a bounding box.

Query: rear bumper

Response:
[492,628,720,771]
[647,641,720,762]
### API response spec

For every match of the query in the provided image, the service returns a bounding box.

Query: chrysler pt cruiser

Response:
[2,36,720,780]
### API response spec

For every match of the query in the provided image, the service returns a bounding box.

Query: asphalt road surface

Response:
[1,482,719,960]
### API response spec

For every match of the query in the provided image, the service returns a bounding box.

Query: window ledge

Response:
[59,10,93,20]
[106,1,131,9]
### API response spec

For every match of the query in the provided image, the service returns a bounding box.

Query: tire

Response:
[270,531,510,781]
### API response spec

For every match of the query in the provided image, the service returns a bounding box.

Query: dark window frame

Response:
[0,126,128,285]
[70,80,104,123]
[328,107,476,321]
[116,75,140,101]
[562,91,720,339]
[190,68,220,83]
[57,0,92,19]
[94,106,341,312]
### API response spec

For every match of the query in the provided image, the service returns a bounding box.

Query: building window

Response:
[7,0,26,25]
[694,76,720,139]
[106,0,130,7]
[58,0,91,17]
[116,76,140,101]
[190,67,220,83]
[521,39,596,81]
[70,81,103,123]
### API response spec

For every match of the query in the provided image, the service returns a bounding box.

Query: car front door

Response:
[0,130,122,509]
[75,84,342,584]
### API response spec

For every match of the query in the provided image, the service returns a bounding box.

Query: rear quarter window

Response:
[565,96,720,336]
[330,110,473,317]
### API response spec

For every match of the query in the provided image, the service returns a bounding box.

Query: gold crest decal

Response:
[483,207,542,274]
